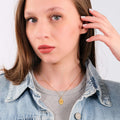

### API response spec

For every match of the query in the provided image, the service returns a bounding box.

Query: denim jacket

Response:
[0,60,120,120]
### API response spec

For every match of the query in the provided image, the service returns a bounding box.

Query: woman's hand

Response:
[81,9,120,61]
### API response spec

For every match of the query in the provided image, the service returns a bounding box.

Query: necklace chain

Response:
[41,71,81,105]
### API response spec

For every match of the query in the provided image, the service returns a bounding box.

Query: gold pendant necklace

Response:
[41,71,81,105]
[59,97,64,105]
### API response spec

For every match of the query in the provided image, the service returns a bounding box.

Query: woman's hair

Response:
[4,0,95,85]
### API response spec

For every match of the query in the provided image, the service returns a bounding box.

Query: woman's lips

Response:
[38,45,55,54]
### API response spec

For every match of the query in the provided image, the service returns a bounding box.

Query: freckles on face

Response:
[53,12,82,49]
[24,0,84,63]
[24,0,83,37]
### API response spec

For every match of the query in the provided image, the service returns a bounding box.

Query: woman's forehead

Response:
[24,6,64,16]
[24,0,75,14]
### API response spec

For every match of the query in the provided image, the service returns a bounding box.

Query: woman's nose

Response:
[35,21,50,40]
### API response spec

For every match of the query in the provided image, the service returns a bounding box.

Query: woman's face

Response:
[24,0,87,64]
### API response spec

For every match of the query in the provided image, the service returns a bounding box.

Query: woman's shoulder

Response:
[103,79,120,92]
[0,72,11,97]
[102,79,120,108]
[0,72,10,85]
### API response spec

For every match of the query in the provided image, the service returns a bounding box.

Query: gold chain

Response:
[41,71,81,105]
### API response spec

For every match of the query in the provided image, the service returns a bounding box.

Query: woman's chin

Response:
[41,57,60,65]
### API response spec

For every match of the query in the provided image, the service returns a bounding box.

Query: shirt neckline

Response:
[32,71,86,96]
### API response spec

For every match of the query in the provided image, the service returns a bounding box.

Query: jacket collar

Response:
[5,59,112,107]
[83,59,112,107]
[5,71,41,103]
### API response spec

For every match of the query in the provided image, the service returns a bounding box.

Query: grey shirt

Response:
[32,72,86,120]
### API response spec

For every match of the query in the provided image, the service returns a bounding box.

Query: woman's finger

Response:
[86,34,109,45]
[81,15,107,25]
[82,23,111,37]
[89,9,108,22]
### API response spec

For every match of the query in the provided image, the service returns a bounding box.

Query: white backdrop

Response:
[0,0,120,82]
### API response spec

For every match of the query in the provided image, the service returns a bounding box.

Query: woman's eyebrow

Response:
[25,7,64,16]
[45,7,64,13]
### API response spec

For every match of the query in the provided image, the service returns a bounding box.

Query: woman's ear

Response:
[80,26,88,34]
[79,18,88,34]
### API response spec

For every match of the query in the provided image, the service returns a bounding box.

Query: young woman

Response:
[0,0,120,119]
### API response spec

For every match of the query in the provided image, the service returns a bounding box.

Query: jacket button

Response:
[74,112,81,120]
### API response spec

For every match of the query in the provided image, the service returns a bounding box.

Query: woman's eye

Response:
[51,15,62,21]
[26,18,37,23]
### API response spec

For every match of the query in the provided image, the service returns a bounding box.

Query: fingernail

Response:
[86,38,90,42]
[81,16,86,18]
[83,24,87,27]
[89,8,94,12]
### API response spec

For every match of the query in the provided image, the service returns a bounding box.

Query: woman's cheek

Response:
[26,28,34,42]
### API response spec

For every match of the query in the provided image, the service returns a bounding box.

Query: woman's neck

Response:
[34,59,84,91]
